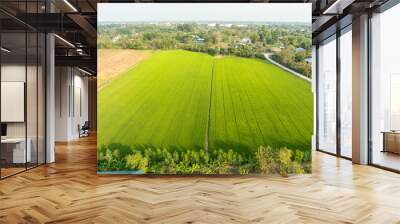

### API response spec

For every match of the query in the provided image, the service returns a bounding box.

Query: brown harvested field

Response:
[98,49,150,89]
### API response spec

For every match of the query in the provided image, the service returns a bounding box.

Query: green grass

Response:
[98,50,313,154]
[98,50,213,150]
[210,57,313,153]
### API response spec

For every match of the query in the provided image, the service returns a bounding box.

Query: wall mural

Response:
[97,3,313,175]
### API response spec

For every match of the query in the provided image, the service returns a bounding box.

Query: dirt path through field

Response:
[204,59,216,152]
[98,49,150,89]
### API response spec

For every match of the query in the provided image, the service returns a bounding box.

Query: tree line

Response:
[98,23,312,77]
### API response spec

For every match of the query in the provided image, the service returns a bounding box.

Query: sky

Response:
[98,3,311,24]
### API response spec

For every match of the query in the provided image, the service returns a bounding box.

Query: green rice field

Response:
[98,50,313,153]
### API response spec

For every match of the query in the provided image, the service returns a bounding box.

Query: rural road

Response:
[204,59,216,153]
[264,53,312,82]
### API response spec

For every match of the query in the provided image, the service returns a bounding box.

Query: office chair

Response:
[79,121,90,138]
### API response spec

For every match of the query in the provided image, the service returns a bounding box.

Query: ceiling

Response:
[0,0,393,74]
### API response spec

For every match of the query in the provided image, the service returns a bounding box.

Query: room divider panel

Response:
[0,1,46,179]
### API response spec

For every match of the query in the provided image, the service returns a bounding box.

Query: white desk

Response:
[1,138,31,163]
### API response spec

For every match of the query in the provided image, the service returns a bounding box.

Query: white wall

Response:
[1,65,37,138]
[72,72,89,138]
[55,67,89,141]
[1,63,46,164]
[55,67,70,141]
[1,64,26,81]
[1,82,25,122]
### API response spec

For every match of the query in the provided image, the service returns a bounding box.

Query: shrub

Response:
[97,144,310,176]
[125,153,148,173]
[239,167,250,175]
[207,48,218,56]
[278,148,292,177]
[254,146,307,176]
[97,148,126,171]
[294,149,304,164]
[255,146,277,174]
